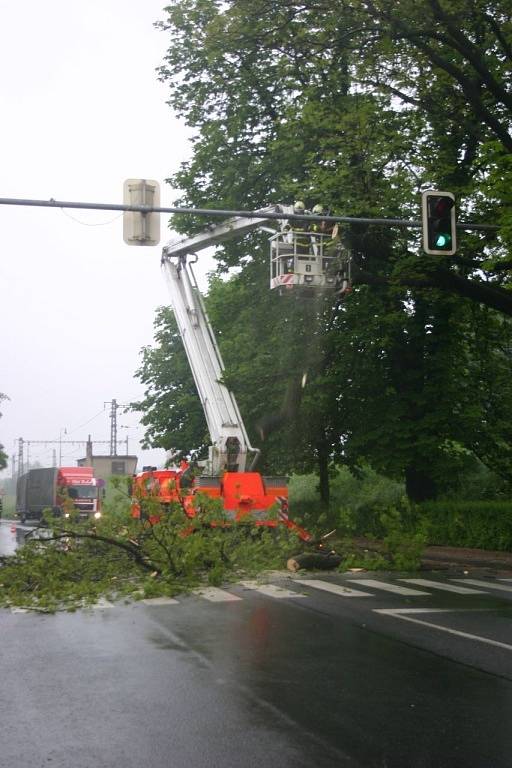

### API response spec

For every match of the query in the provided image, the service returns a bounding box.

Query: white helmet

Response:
[312,204,324,215]
[293,200,305,211]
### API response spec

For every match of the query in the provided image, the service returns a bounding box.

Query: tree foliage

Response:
[138,0,512,503]
[0,393,9,472]
[0,490,301,612]
[132,308,208,461]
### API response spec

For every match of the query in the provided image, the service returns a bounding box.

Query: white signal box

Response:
[123,179,160,246]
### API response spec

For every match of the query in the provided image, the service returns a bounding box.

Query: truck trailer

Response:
[16,466,103,523]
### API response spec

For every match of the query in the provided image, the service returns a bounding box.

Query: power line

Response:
[16,437,129,475]
[59,208,124,227]
[66,408,106,436]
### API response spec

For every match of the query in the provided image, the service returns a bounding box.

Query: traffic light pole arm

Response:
[0,196,498,232]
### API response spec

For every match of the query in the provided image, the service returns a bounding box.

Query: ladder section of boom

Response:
[162,254,258,474]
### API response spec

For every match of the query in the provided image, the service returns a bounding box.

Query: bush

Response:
[337,502,426,571]
[419,500,512,551]
[290,469,512,554]
[380,507,426,570]
[289,467,405,535]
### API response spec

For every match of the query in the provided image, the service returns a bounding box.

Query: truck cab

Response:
[57,467,103,519]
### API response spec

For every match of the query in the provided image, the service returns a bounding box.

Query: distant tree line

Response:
[0,393,9,472]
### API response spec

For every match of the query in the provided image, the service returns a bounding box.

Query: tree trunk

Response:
[405,466,437,503]
[317,441,330,506]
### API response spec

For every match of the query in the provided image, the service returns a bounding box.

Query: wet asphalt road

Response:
[2,520,512,768]
[0,519,21,556]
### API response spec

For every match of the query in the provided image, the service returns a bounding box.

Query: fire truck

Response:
[131,207,343,565]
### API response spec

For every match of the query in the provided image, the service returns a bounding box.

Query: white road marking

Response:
[193,587,242,602]
[10,607,29,614]
[452,578,512,593]
[400,578,484,594]
[376,608,469,615]
[240,581,305,599]
[375,607,512,652]
[347,579,429,596]
[141,597,180,605]
[294,579,373,598]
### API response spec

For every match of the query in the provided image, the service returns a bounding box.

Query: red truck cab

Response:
[57,467,103,519]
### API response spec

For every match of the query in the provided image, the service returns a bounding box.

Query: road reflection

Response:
[0,522,32,556]
[0,522,19,556]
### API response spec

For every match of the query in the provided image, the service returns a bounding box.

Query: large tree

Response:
[141,0,512,502]
[157,0,512,311]
[132,308,208,460]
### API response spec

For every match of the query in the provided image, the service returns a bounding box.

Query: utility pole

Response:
[104,399,129,456]
[17,438,24,477]
[11,454,16,478]
[59,427,66,465]
[110,399,117,458]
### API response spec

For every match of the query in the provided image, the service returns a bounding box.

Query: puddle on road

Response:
[0,523,20,556]
[0,523,34,556]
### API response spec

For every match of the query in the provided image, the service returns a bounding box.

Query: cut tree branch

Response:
[355,269,512,316]
[40,530,160,573]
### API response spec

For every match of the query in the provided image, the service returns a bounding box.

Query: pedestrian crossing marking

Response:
[240,581,305,599]
[193,587,242,602]
[400,578,484,594]
[347,579,430,596]
[452,578,512,593]
[6,573,508,616]
[375,607,512,652]
[294,579,372,598]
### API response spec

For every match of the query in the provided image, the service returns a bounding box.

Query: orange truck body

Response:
[130,463,311,542]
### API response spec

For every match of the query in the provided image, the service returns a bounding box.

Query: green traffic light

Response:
[435,233,451,248]
[422,190,456,254]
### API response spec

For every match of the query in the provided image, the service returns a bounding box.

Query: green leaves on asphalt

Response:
[0,489,301,612]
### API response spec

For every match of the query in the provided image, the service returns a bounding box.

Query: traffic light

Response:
[421,190,456,255]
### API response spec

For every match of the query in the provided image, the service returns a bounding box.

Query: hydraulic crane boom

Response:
[162,205,281,259]
[162,203,347,296]
[160,206,287,474]
[161,251,258,474]
[160,202,345,470]
[132,206,344,564]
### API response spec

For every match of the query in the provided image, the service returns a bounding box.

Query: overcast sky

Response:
[0,1,207,477]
